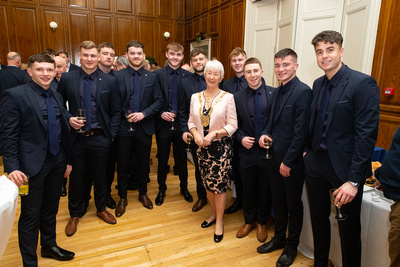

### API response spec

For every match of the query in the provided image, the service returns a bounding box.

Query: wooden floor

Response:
[1,140,314,266]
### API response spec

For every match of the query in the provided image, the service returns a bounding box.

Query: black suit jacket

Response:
[0,66,27,94]
[234,82,275,163]
[307,64,380,183]
[223,75,248,94]
[57,68,121,140]
[154,66,192,130]
[0,82,73,177]
[115,68,163,136]
[264,76,312,169]
[68,63,80,72]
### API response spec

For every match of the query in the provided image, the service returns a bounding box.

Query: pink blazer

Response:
[188,90,237,138]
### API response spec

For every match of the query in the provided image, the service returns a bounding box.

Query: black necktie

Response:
[235,78,242,93]
[171,70,178,112]
[43,90,59,155]
[198,75,206,92]
[83,76,92,131]
[254,90,263,141]
[312,81,332,152]
[132,71,141,112]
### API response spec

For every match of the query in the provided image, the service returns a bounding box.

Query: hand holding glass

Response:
[263,135,273,160]
[76,109,86,133]
[186,134,193,152]
[170,112,176,131]
[125,109,135,132]
[19,175,29,196]
[329,189,347,221]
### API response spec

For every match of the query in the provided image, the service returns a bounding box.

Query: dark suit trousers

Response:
[190,141,206,199]
[239,147,271,225]
[267,157,304,249]
[106,137,118,195]
[232,138,243,202]
[68,134,110,217]
[156,125,188,192]
[304,150,363,267]
[117,127,152,197]
[19,149,66,267]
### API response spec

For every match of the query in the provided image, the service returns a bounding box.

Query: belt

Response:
[81,129,103,136]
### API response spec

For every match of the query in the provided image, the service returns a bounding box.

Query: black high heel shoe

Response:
[214,232,224,243]
[201,219,216,228]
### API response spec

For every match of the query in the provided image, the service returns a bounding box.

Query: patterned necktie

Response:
[43,90,59,155]
[83,76,92,131]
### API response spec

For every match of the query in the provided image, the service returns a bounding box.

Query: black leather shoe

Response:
[257,237,286,254]
[41,245,75,261]
[60,184,67,197]
[106,195,116,209]
[214,233,223,243]
[224,199,242,214]
[276,247,297,267]
[180,189,193,202]
[155,191,166,206]
[201,219,216,228]
[79,201,89,218]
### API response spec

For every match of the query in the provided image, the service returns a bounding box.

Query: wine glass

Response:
[170,112,176,131]
[263,135,273,160]
[125,109,135,132]
[76,108,86,133]
[186,134,193,152]
[329,188,347,221]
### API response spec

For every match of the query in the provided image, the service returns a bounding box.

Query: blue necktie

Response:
[198,75,206,92]
[235,78,242,93]
[43,90,59,155]
[171,70,178,113]
[254,90,263,141]
[133,71,141,112]
[83,76,92,131]
[312,81,332,152]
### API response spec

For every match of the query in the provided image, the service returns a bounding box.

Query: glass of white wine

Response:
[170,112,176,131]
[186,134,193,152]
[76,108,86,133]
[125,109,135,132]
[329,188,347,221]
[263,135,273,160]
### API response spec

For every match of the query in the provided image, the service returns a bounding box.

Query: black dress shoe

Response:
[257,237,286,254]
[180,189,193,202]
[201,219,216,228]
[106,195,116,209]
[224,199,242,214]
[79,201,89,218]
[214,232,223,243]
[155,191,166,206]
[60,184,67,197]
[276,247,297,267]
[41,245,75,261]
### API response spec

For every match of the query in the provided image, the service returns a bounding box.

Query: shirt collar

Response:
[327,63,346,87]
[30,80,48,96]
[80,68,98,80]
[280,76,298,93]
[128,66,143,76]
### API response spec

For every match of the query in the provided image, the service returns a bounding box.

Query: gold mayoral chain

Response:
[199,90,227,127]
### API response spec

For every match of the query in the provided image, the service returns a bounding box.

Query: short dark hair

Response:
[28,53,55,68]
[98,42,115,53]
[42,48,56,56]
[244,57,262,69]
[189,48,207,60]
[57,51,69,58]
[274,48,297,61]
[311,30,344,48]
[127,40,144,52]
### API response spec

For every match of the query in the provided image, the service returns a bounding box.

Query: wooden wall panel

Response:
[93,14,113,45]
[192,17,200,36]
[219,4,231,79]
[136,0,154,17]
[115,0,133,13]
[211,37,218,59]
[158,0,172,19]
[176,22,185,51]
[116,16,135,55]
[10,0,36,3]
[186,21,192,40]
[0,5,11,63]
[210,0,218,9]
[40,0,63,7]
[200,13,208,35]
[68,12,90,64]
[41,9,67,53]
[230,1,244,49]
[137,18,155,59]
[68,0,88,9]
[209,9,218,34]
[92,0,111,12]
[201,0,208,13]
[12,6,40,62]
[176,0,184,20]
[193,0,200,16]
[186,0,192,19]
[156,20,173,65]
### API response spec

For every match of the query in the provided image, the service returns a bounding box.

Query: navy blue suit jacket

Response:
[57,68,121,140]
[307,64,380,183]
[0,82,73,177]
[223,75,248,94]
[264,76,312,169]
[115,68,163,136]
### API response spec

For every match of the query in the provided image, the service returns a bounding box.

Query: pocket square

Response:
[101,90,110,93]
[337,100,349,104]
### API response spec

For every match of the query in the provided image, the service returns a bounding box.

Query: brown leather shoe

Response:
[192,198,207,212]
[236,222,257,238]
[115,199,128,217]
[65,217,79,237]
[97,210,117,224]
[257,223,268,242]
[139,194,153,209]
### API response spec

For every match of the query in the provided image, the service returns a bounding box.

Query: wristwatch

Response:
[348,181,359,187]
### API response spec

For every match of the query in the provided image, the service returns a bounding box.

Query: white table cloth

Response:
[299,185,392,267]
[0,175,18,259]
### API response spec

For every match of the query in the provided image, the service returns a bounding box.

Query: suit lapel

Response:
[96,71,103,111]
[241,89,253,133]
[73,71,81,108]
[123,70,131,105]
[140,71,148,103]
[162,69,169,99]
[273,86,293,124]
[24,86,46,129]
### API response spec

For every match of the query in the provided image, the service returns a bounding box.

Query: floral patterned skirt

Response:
[196,137,233,194]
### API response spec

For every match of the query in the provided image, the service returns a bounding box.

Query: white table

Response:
[0,175,18,259]
[299,185,392,267]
